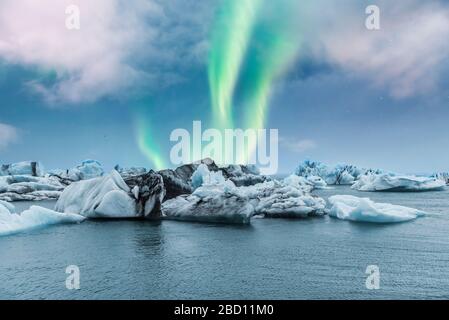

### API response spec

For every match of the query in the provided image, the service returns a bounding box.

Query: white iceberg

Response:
[432,172,449,185]
[305,175,328,189]
[0,175,64,201]
[283,174,314,192]
[115,166,147,179]
[67,159,104,181]
[328,195,426,223]
[295,160,384,185]
[191,163,226,190]
[55,170,165,218]
[0,200,85,236]
[162,166,325,223]
[163,166,251,224]
[351,174,446,192]
[242,181,326,218]
[0,161,44,177]
[162,182,254,224]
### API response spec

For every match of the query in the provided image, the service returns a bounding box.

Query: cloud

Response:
[304,0,449,98]
[0,0,212,104]
[280,137,316,153]
[0,123,18,150]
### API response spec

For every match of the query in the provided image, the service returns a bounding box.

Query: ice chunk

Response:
[220,164,268,187]
[241,181,326,218]
[328,195,425,223]
[158,169,193,200]
[0,200,85,236]
[115,165,147,179]
[352,174,446,192]
[283,174,314,192]
[55,170,135,218]
[432,172,449,185]
[68,159,104,181]
[162,173,326,223]
[162,186,254,224]
[0,161,44,177]
[0,175,64,201]
[191,164,226,189]
[55,170,164,218]
[162,178,254,224]
[295,160,383,185]
[305,175,328,189]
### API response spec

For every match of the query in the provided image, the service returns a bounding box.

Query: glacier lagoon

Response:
[1,186,449,300]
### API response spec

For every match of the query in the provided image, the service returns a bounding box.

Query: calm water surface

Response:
[1,186,449,299]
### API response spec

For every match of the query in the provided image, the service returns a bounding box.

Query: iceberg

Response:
[162,183,254,224]
[432,172,449,185]
[0,175,65,201]
[220,164,268,187]
[158,158,268,201]
[158,169,193,200]
[305,175,328,189]
[176,158,268,188]
[115,165,147,179]
[48,160,104,184]
[0,161,44,177]
[283,174,314,192]
[295,160,383,185]
[351,174,446,192]
[0,200,85,236]
[191,164,226,189]
[162,165,325,223]
[328,195,426,223]
[55,170,165,218]
[242,180,326,218]
[67,159,104,181]
[162,165,252,224]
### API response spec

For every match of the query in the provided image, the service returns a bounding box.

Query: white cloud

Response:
[0,0,211,104]
[280,137,316,153]
[305,0,449,98]
[0,123,18,150]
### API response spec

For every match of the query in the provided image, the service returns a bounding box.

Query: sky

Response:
[1,0,449,174]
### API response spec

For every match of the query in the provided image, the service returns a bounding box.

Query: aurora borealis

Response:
[138,0,302,168]
[208,0,261,130]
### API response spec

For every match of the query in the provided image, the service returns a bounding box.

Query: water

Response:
[1,186,449,300]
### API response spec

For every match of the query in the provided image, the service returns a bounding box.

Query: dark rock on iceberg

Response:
[122,170,165,219]
[158,169,193,201]
[55,170,165,219]
[174,158,220,182]
[159,158,268,200]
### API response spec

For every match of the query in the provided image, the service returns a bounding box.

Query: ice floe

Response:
[0,200,85,236]
[351,174,446,192]
[328,195,426,223]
